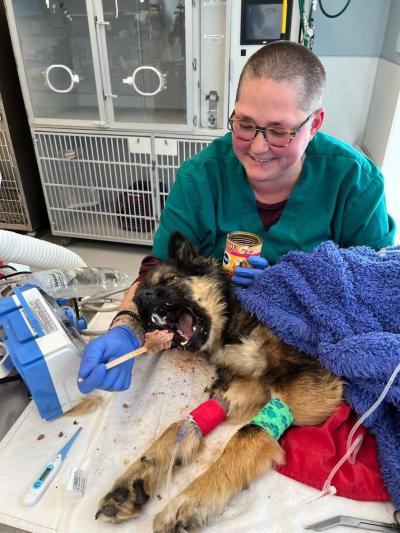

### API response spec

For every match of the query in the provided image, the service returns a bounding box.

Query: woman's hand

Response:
[232,256,269,287]
[77,325,141,394]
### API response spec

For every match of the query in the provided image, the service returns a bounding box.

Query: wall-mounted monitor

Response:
[241,0,293,45]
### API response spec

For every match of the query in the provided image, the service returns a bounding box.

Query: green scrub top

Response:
[152,132,395,264]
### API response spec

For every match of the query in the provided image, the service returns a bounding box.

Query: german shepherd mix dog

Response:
[96,232,343,532]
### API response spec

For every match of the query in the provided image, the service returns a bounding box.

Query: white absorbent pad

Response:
[0,314,394,533]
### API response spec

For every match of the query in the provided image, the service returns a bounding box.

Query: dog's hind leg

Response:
[152,377,274,532]
[153,370,343,532]
[95,419,203,524]
[153,424,284,533]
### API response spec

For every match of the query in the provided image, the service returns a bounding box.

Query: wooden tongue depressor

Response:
[105,346,147,370]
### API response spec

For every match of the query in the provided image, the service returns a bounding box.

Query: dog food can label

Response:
[222,232,263,274]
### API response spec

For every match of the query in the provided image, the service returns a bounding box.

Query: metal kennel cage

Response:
[34,130,212,244]
[0,2,46,233]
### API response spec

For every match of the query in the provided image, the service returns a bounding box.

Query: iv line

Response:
[346,360,400,463]
[314,360,400,500]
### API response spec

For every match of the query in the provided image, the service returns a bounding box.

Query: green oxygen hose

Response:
[318,0,352,19]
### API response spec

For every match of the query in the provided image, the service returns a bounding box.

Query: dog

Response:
[96,232,343,532]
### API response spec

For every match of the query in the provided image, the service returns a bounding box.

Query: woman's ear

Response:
[310,107,325,137]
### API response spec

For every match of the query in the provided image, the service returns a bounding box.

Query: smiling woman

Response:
[229,77,325,202]
[148,40,393,266]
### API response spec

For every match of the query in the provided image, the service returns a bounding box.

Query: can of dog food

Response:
[222,232,263,274]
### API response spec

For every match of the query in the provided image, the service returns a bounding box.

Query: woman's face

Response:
[232,77,324,188]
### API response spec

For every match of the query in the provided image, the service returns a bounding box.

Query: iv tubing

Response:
[166,419,192,533]
[320,360,400,496]
[346,361,400,462]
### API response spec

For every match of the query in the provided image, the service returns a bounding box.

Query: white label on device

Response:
[29,298,59,334]
[21,288,61,333]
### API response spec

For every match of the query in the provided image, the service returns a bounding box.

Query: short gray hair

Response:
[236,41,326,114]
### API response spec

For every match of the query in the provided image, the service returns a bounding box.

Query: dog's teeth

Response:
[192,326,197,332]
[151,313,167,326]
[180,339,189,346]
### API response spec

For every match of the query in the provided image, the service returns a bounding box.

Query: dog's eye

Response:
[160,275,176,285]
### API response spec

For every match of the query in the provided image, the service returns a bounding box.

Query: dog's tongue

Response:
[178,312,194,338]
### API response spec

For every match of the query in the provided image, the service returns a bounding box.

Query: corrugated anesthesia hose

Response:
[0,230,86,270]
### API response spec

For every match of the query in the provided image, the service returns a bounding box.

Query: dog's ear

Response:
[168,232,199,266]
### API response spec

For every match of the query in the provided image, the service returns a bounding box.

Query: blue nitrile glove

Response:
[232,256,269,287]
[77,325,140,394]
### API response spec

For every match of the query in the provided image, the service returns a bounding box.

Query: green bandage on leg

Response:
[250,397,294,439]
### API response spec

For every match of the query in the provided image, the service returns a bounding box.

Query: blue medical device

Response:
[0,284,86,420]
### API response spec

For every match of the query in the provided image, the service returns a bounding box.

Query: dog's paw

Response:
[95,478,149,524]
[153,495,207,533]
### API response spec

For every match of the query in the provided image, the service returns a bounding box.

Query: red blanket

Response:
[277,402,390,502]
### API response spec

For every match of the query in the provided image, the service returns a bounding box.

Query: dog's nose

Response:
[142,289,155,298]
[135,289,156,309]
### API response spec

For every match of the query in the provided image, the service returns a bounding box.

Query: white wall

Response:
[382,101,400,244]
[363,58,400,243]
[320,57,379,146]
[363,58,400,165]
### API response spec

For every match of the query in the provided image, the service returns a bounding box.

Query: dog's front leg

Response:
[96,420,203,524]
[211,327,271,380]
[153,424,284,533]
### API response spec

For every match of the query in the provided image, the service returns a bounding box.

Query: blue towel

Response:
[236,242,400,508]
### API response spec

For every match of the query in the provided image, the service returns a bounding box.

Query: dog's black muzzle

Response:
[135,287,166,311]
[135,287,210,351]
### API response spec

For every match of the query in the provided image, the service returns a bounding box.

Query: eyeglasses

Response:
[228,112,313,147]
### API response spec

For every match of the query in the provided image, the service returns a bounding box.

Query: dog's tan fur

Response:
[96,234,343,532]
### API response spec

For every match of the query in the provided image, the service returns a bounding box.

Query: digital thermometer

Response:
[23,427,82,506]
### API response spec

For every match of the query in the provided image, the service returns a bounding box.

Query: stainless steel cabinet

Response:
[4,0,230,244]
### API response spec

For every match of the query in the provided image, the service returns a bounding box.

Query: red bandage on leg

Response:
[189,399,226,436]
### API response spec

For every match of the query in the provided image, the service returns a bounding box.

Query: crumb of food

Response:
[73,420,78,425]
[157,494,162,500]
[37,434,45,441]
[124,459,130,465]
[122,403,129,408]
[58,431,64,438]
[151,391,165,397]
[145,330,174,352]
[174,356,195,373]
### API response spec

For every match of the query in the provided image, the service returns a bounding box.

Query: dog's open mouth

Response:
[146,303,206,349]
